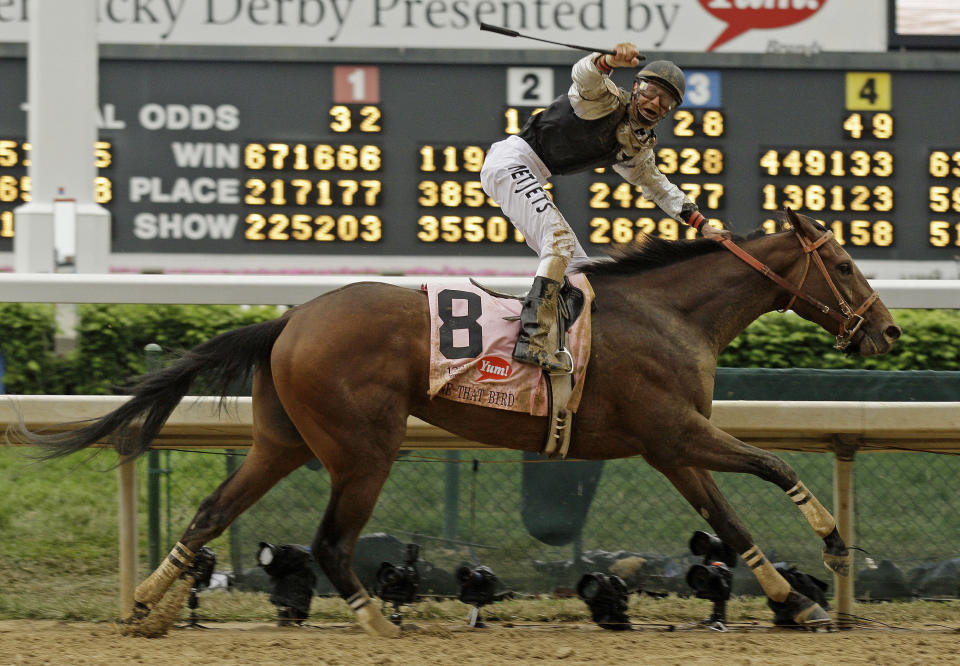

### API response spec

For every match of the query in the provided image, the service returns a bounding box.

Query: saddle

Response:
[471,277,588,458]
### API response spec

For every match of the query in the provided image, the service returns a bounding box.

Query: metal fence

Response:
[142,446,960,601]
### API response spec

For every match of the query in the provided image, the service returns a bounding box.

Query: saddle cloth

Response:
[426,273,594,416]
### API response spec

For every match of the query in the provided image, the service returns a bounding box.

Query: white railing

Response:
[4,395,960,452]
[0,273,957,307]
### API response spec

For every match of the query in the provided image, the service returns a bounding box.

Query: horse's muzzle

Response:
[852,323,901,357]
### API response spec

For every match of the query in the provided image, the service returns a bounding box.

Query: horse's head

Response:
[783,209,901,356]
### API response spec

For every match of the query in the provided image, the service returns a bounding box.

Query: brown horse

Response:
[13,209,900,636]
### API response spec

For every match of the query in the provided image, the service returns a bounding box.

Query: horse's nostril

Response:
[885,325,902,341]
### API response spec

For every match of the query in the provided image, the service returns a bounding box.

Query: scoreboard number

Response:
[334,66,380,104]
[2,56,955,265]
[681,71,721,108]
[845,72,891,111]
[506,68,554,107]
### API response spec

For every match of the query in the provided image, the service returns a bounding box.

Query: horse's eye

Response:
[837,263,852,275]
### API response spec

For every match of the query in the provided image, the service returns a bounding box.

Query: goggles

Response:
[635,80,679,112]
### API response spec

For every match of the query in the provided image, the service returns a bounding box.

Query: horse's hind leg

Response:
[670,421,850,576]
[126,445,315,629]
[125,373,314,631]
[130,443,315,617]
[657,465,831,627]
[267,282,426,637]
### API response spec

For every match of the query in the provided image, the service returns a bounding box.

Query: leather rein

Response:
[717,230,879,350]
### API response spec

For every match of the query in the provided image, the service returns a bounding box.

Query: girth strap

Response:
[543,371,574,458]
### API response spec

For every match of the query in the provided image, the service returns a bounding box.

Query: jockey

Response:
[480,43,730,374]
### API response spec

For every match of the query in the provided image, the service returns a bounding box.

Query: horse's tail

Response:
[9,316,291,462]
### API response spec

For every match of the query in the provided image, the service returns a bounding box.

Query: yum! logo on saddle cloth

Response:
[426,274,594,417]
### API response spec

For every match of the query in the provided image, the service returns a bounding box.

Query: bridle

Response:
[716,230,879,350]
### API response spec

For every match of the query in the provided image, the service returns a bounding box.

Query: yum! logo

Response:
[700,0,825,51]
[477,356,513,382]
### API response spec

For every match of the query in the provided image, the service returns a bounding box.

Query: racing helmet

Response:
[634,60,686,108]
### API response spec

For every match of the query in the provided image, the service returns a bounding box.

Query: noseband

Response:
[717,231,879,350]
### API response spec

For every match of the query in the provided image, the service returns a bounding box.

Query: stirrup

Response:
[551,348,574,376]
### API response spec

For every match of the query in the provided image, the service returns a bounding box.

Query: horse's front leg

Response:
[784,481,850,576]
[311,468,401,639]
[671,418,850,577]
[656,465,831,627]
[298,423,403,637]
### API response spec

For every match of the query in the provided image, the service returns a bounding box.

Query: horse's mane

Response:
[578,232,743,278]
[574,210,826,278]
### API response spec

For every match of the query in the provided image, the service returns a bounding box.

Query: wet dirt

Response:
[1,619,959,665]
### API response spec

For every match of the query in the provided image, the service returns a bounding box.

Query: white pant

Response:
[480,135,589,275]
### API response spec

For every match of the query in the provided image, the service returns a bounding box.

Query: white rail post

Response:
[14,0,110,274]
[117,460,138,616]
[832,435,860,629]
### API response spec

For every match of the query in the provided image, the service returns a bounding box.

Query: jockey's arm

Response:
[567,53,624,120]
[612,150,688,220]
[612,152,729,239]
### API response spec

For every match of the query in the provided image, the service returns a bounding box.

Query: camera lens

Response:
[579,577,601,600]
[257,543,275,567]
[686,563,713,591]
[689,531,719,557]
[378,564,401,584]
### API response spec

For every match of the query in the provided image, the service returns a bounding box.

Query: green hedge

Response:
[0,303,283,395]
[0,303,58,393]
[71,303,283,394]
[0,304,956,395]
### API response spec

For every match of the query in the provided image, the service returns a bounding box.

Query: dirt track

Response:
[2,620,959,665]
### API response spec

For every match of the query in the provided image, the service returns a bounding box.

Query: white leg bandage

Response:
[347,590,400,638]
[787,482,837,537]
[742,545,791,602]
[134,542,194,607]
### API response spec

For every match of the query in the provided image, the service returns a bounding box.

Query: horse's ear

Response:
[784,207,816,238]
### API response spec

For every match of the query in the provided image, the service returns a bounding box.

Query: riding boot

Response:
[513,276,573,374]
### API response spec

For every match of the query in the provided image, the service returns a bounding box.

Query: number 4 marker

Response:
[845,72,891,111]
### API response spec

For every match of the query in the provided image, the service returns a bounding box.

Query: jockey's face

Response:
[631,79,678,127]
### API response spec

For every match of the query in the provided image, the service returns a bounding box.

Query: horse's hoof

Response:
[822,548,851,577]
[356,605,402,638]
[770,591,832,629]
[115,614,161,638]
[116,602,150,627]
[792,602,831,627]
[116,620,142,637]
